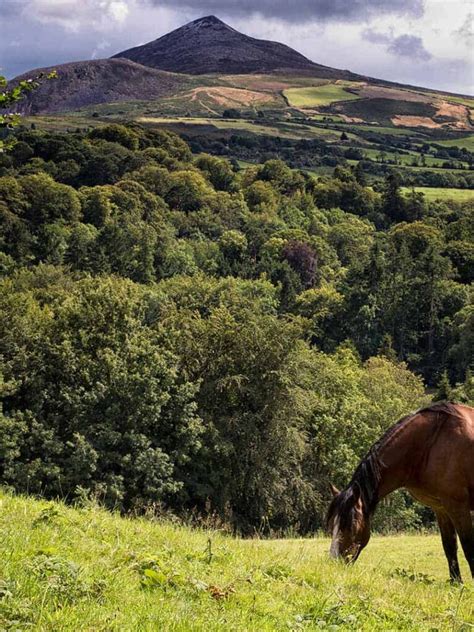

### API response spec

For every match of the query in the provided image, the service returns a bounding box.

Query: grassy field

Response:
[341,124,426,137]
[360,147,454,168]
[284,83,361,108]
[136,116,346,141]
[436,135,474,152]
[403,186,474,201]
[1,491,472,631]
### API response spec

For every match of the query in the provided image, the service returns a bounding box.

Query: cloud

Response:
[454,12,473,42]
[141,0,424,24]
[1,0,28,17]
[12,0,130,31]
[363,29,432,61]
[0,0,471,94]
[92,40,112,59]
[388,34,431,61]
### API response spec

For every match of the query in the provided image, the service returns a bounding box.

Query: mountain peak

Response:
[184,15,236,33]
[112,14,320,75]
[191,15,227,26]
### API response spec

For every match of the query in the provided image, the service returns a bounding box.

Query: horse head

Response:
[327,483,371,564]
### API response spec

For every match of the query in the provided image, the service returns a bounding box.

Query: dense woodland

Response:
[0,122,472,533]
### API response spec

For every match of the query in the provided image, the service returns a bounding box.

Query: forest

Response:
[0,122,472,533]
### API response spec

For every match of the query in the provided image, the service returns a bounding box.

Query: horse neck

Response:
[374,412,431,501]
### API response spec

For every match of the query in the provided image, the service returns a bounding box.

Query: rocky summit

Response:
[112,15,341,76]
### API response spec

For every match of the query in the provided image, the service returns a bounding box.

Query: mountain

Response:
[8,15,472,130]
[8,59,189,115]
[112,15,349,77]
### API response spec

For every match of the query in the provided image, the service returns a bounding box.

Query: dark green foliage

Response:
[89,124,140,151]
[0,124,471,532]
[0,272,202,510]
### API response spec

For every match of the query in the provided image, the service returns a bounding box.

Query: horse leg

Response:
[436,512,461,583]
[449,508,474,579]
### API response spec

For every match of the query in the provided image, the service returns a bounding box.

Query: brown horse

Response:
[327,402,474,582]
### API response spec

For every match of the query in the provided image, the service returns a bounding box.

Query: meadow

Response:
[135,116,345,140]
[1,491,472,631]
[283,84,361,108]
[402,186,474,201]
[436,135,474,152]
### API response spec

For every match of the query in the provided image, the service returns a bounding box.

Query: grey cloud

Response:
[363,29,431,61]
[388,34,431,61]
[362,29,392,45]
[455,12,473,42]
[142,0,424,23]
[1,0,28,17]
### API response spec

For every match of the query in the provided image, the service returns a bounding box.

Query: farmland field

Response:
[436,135,474,151]
[1,491,472,631]
[402,186,474,201]
[340,124,426,137]
[284,83,361,108]
[136,116,345,140]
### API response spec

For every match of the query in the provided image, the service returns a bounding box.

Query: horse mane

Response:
[326,401,461,530]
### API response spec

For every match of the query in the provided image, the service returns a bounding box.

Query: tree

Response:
[0,72,56,151]
[281,240,318,289]
[0,272,202,509]
[194,154,237,192]
[434,370,452,401]
[89,124,139,151]
[20,173,81,225]
[382,173,405,222]
[165,170,214,212]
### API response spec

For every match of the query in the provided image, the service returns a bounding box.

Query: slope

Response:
[112,15,349,77]
[8,59,191,115]
[0,491,472,630]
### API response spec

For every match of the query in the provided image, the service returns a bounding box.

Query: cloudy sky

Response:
[1,0,473,94]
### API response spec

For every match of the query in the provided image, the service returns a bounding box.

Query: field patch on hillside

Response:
[136,116,344,140]
[402,186,474,201]
[284,82,362,108]
[186,86,276,108]
[356,85,435,103]
[336,98,437,125]
[218,74,312,93]
[393,115,443,129]
[0,491,472,631]
[436,134,474,151]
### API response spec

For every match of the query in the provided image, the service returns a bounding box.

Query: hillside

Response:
[112,15,346,77]
[0,491,472,630]
[8,15,473,134]
[8,59,190,115]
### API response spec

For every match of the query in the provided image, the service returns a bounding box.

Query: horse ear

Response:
[329,483,340,497]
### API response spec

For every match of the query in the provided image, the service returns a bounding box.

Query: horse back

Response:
[422,403,474,508]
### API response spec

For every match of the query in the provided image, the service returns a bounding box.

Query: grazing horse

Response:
[327,402,474,582]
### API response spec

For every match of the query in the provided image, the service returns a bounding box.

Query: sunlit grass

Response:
[436,135,474,152]
[402,186,474,202]
[284,84,361,108]
[0,491,472,631]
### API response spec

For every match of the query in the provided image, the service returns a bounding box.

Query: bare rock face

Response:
[9,59,189,114]
[112,15,341,76]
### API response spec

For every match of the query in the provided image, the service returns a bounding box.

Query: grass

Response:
[402,187,474,201]
[136,116,344,141]
[358,147,465,168]
[436,135,474,152]
[341,124,426,137]
[0,491,472,631]
[284,83,361,108]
